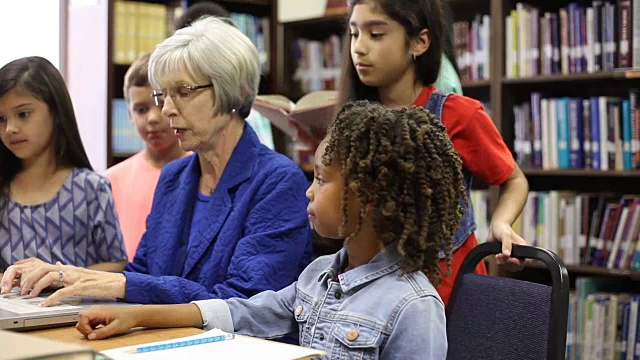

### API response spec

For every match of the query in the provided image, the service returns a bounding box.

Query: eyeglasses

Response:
[151,84,213,107]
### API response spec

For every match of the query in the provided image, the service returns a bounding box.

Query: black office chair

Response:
[446,242,570,360]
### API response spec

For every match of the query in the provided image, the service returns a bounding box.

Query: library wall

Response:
[66,0,109,172]
[0,0,65,71]
[0,0,110,172]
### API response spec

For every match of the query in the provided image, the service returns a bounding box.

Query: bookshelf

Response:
[272,8,346,176]
[523,169,640,177]
[526,261,640,281]
[102,0,640,272]
[462,1,640,356]
[449,0,493,117]
[105,0,279,167]
[277,12,346,102]
[271,1,640,272]
[271,7,348,253]
[461,79,492,89]
[443,1,640,303]
[502,70,640,84]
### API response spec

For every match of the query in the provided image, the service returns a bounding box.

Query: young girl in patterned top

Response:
[0,56,127,292]
[76,101,465,359]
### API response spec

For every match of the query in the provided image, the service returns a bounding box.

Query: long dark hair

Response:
[338,0,445,107]
[0,56,92,199]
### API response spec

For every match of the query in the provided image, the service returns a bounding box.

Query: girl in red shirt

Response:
[338,0,530,305]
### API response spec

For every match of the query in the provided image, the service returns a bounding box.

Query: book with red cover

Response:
[253,90,338,139]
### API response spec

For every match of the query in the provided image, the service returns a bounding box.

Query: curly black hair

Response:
[323,100,466,285]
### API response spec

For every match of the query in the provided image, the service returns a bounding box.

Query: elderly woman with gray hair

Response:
[1,17,313,306]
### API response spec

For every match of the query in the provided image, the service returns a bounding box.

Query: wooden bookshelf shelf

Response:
[124,1,274,14]
[220,0,271,6]
[112,152,138,159]
[623,69,640,78]
[450,0,489,4]
[523,169,640,177]
[527,261,640,280]
[284,13,347,27]
[461,79,491,88]
[325,7,348,17]
[130,0,174,4]
[502,70,640,85]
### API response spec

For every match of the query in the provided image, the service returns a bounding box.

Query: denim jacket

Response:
[194,243,447,360]
[424,89,476,250]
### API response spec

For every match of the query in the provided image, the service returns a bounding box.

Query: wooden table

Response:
[26,325,204,351]
[25,326,325,359]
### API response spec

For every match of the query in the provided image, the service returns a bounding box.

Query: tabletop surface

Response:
[26,325,204,351]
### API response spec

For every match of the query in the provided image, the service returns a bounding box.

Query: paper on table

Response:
[100,328,325,360]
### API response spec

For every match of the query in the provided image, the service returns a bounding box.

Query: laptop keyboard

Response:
[0,289,79,314]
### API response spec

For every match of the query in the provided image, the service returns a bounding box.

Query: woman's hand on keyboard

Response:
[38,266,126,307]
[1,259,126,306]
[1,258,49,295]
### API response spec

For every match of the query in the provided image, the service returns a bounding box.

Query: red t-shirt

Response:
[413,85,514,185]
[413,86,514,306]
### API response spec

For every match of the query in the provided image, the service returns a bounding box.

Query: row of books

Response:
[453,15,490,82]
[513,91,640,171]
[112,1,270,73]
[111,99,144,155]
[230,13,270,74]
[567,277,640,360]
[288,20,492,94]
[113,0,168,65]
[514,191,640,270]
[505,1,631,78]
[292,35,343,93]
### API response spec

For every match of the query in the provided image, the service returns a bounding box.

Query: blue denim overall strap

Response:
[423,89,476,250]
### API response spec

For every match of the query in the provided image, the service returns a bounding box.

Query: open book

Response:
[100,328,325,360]
[253,90,338,139]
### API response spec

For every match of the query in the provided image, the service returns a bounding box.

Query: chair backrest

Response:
[446,242,570,360]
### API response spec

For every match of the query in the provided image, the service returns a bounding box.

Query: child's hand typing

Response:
[488,222,527,272]
[76,305,140,340]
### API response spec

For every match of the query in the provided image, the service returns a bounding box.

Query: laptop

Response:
[0,288,125,331]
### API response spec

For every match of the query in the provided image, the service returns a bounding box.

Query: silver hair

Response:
[148,16,260,118]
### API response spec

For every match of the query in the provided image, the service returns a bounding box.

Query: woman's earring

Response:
[412,53,417,61]
[231,108,237,113]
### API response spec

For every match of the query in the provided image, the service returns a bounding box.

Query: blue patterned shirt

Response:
[0,167,127,269]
